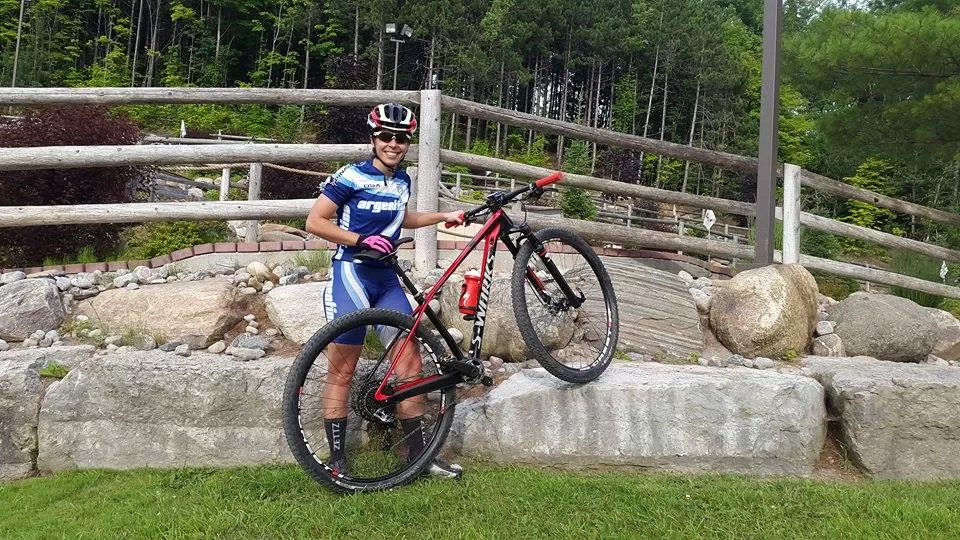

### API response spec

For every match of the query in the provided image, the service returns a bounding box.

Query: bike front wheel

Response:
[512,227,619,383]
[282,308,456,493]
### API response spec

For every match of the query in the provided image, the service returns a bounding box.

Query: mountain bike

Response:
[282,171,619,493]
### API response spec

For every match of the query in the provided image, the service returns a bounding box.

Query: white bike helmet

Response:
[367,103,417,135]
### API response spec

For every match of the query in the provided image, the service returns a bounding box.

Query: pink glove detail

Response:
[356,234,394,254]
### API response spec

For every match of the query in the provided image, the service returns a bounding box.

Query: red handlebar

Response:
[535,171,564,188]
[443,211,466,229]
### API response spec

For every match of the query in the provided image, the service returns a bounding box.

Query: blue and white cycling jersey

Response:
[321,160,414,344]
[321,160,410,264]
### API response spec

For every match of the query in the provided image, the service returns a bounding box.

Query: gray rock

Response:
[104,335,123,347]
[690,277,713,290]
[265,282,331,344]
[44,330,60,342]
[36,352,293,471]
[38,338,52,348]
[158,341,185,352]
[132,334,157,351]
[261,281,275,293]
[239,287,257,295]
[1,271,27,285]
[0,340,8,352]
[70,273,96,289]
[207,340,227,354]
[804,356,960,480]
[55,276,72,291]
[449,363,825,476]
[689,288,712,314]
[230,334,271,351]
[923,354,949,366]
[112,273,137,289]
[815,321,835,336]
[174,344,191,357]
[677,270,695,286]
[828,293,939,363]
[279,274,299,286]
[264,328,280,338]
[754,357,776,370]
[812,334,844,357]
[227,347,266,361]
[926,308,960,362]
[243,314,257,322]
[234,271,252,284]
[0,279,67,341]
[72,288,99,300]
[710,264,818,360]
[125,283,140,290]
[132,266,152,284]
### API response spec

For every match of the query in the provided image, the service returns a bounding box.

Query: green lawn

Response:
[2,465,959,539]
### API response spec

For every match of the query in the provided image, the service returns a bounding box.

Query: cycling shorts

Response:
[324,259,412,345]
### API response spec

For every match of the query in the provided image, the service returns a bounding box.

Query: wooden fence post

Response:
[219,167,231,201]
[782,163,801,264]
[245,162,262,242]
[403,166,418,240]
[415,89,441,272]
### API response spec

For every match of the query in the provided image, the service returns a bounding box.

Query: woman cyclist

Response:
[305,103,464,479]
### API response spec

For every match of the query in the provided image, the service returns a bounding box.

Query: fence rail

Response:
[0,87,956,299]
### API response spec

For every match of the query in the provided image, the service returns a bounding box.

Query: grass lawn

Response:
[2,464,959,538]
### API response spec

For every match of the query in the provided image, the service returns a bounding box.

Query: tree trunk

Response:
[654,59,669,188]
[215,7,222,60]
[591,61,603,173]
[639,12,664,180]
[426,33,436,89]
[495,56,505,156]
[528,57,540,152]
[557,28,572,167]
[681,78,701,193]
[354,4,360,56]
[145,0,161,87]
[375,27,384,90]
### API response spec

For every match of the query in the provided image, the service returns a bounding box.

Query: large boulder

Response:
[0,279,67,341]
[709,264,818,359]
[827,292,940,362]
[74,280,255,348]
[803,356,960,480]
[37,351,294,471]
[264,281,330,345]
[0,346,96,479]
[437,274,572,362]
[448,363,826,476]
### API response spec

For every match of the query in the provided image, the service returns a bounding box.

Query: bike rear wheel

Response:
[512,227,619,383]
[282,308,456,493]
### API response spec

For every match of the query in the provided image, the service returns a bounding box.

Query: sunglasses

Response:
[374,131,411,144]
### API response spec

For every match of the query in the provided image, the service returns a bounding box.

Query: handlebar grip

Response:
[535,171,564,188]
[443,211,466,229]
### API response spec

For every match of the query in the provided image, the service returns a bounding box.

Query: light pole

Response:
[385,23,413,90]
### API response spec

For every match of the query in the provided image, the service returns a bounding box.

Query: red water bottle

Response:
[459,270,482,316]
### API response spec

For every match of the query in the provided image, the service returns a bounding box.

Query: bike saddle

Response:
[354,237,414,262]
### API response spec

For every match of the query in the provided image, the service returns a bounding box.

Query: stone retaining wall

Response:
[4,346,960,482]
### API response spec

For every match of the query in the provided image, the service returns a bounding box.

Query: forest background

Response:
[0,0,958,306]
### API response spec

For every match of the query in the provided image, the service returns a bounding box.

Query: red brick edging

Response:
[2,240,732,277]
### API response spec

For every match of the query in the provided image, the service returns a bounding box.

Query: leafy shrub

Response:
[0,107,144,267]
[121,221,230,259]
[598,148,643,184]
[812,271,860,300]
[560,187,598,221]
[800,228,843,259]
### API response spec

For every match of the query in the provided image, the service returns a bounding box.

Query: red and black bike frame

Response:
[372,172,574,404]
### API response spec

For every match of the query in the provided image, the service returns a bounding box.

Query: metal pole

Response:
[415,90,442,272]
[392,40,400,91]
[755,0,783,266]
[11,0,27,87]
